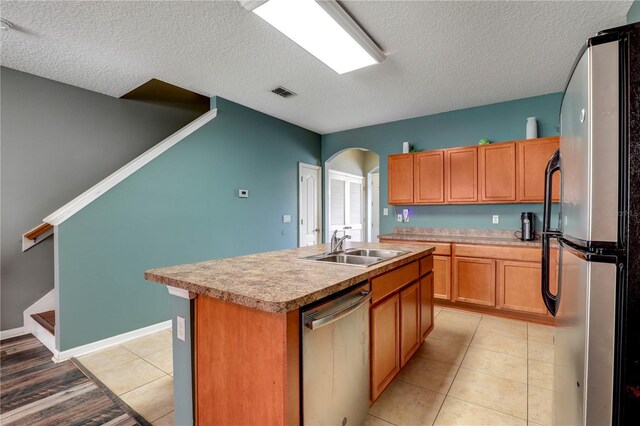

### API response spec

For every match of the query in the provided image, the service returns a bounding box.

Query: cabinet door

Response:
[517,137,560,202]
[479,142,517,202]
[388,154,414,204]
[419,273,434,341]
[371,294,400,401]
[433,255,452,300]
[414,151,445,204]
[445,147,478,203]
[497,260,547,315]
[453,257,496,306]
[400,282,420,367]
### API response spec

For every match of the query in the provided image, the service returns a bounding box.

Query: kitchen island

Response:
[145,242,434,425]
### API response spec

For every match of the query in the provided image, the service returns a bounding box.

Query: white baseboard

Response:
[0,326,27,340]
[52,320,172,363]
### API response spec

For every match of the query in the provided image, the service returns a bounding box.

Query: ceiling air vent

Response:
[271,86,296,98]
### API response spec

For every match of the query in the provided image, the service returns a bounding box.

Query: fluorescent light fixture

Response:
[242,0,385,74]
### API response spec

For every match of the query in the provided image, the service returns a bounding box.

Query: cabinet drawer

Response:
[424,242,451,256]
[372,261,419,304]
[420,256,434,276]
[454,244,540,262]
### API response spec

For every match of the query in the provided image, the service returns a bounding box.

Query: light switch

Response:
[383,208,388,216]
[238,189,249,198]
[283,215,291,223]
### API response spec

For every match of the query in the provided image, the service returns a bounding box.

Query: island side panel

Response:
[195,295,300,425]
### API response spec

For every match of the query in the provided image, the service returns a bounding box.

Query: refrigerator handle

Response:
[542,149,561,316]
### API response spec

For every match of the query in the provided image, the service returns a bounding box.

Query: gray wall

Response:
[0,67,201,331]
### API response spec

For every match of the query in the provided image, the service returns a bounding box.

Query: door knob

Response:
[313,228,320,232]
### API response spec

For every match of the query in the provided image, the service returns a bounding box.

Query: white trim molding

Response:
[52,320,172,363]
[44,109,218,226]
[0,327,27,340]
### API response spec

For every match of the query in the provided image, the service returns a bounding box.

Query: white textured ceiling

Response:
[0,1,631,134]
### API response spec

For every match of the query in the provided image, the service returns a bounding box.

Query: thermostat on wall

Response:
[238,189,249,198]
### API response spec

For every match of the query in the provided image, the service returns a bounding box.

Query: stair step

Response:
[31,310,55,336]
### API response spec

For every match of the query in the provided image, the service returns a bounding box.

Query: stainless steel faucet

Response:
[330,230,351,253]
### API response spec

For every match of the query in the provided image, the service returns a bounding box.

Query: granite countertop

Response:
[379,227,544,247]
[144,242,434,313]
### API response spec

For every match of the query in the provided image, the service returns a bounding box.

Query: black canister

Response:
[520,212,535,241]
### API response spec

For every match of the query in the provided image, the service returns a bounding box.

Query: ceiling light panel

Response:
[244,0,384,74]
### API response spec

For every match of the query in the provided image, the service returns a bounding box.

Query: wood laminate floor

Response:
[0,334,148,426]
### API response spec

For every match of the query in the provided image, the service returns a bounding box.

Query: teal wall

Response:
[629,0,640,23]
[56,97,321,350]
[322,93,563,233]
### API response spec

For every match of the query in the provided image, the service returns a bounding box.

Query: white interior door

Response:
[299,163,322,247]
[370,172,380,242]
[328,170,364,242]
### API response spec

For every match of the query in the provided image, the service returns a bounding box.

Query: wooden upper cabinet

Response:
[399,282,421,367]
[517,137,560,202]
[479,142,517,202]
[371,293,400,401]
[414,151,445,204]
[388,154,414,205]
[453,256,496,306]
[445,147,478,203]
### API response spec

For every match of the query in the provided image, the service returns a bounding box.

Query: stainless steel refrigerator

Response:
[541,22,640,425]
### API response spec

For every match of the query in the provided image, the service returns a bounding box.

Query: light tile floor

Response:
[76,309,555,426]
[77,329,174,424]
[367,306,556,426]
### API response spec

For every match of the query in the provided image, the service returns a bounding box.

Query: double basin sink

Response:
[301,248,409,267]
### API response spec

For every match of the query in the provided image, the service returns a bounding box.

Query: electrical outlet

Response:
[383,208,388,216]
[397,214,403,222]
[177,316,186,342]
[282,215,291,223]
[492,215,499,224]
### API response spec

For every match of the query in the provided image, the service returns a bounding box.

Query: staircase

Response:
[31,310,55,335]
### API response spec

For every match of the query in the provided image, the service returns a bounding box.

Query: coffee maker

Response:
[520,212,535,241]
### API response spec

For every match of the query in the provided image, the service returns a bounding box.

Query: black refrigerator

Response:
[541,22,640,425]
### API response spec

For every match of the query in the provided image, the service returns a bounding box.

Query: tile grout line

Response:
[430,312,483,425]
[526,322,529,424]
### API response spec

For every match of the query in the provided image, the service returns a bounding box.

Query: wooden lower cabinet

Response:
[370,255,434,402]
[370,293,400,401]
[400,282,421,367]
[433,255,451,300]
[497,260,547,315]
[419,273,434,340]
[453,257,496,306]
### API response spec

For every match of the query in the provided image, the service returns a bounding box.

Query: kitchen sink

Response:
[315,254,384,266]
[343,249,408,259]
[300,249,408,267]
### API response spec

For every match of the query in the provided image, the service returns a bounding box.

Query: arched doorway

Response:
[325,148,380,243]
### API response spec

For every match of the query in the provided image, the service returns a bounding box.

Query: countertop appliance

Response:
[520,212,535,241]
[301,282,371,425]
[541,22,640,425]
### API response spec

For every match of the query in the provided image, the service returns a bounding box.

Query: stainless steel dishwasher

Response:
[302,282,371,426]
